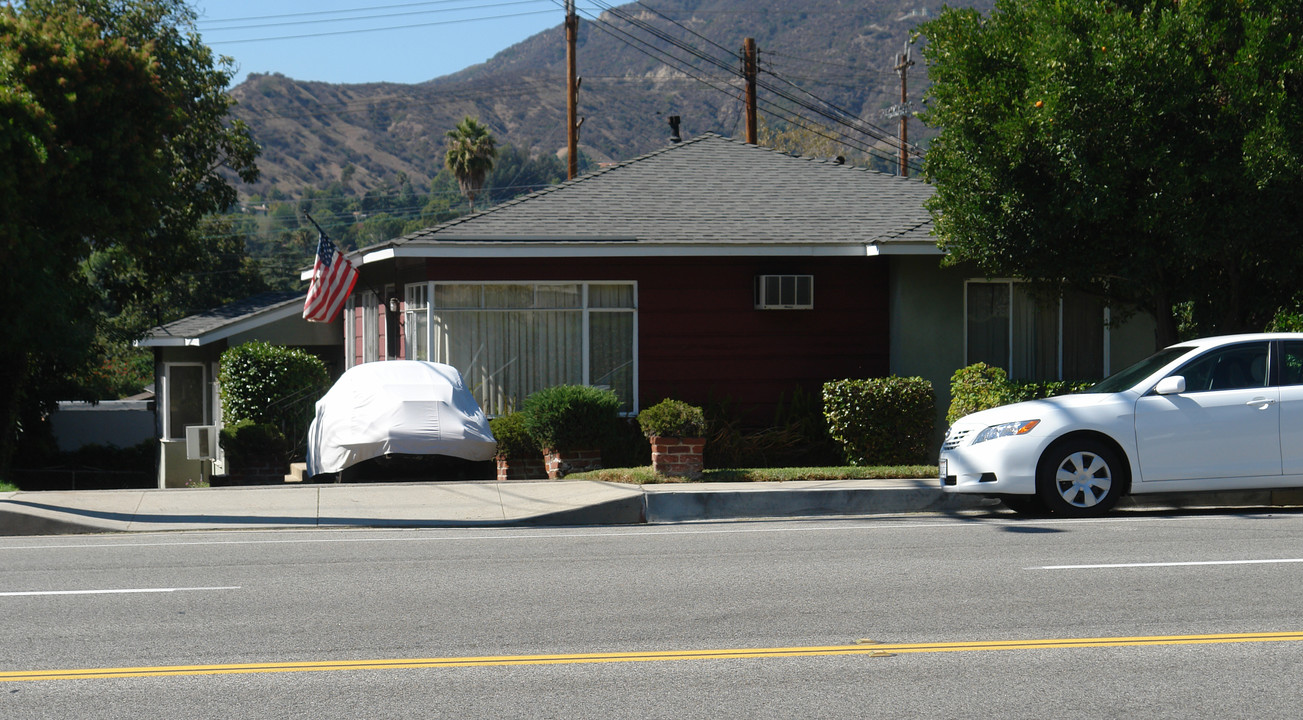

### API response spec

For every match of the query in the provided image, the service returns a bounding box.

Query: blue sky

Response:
[195,0,575,87]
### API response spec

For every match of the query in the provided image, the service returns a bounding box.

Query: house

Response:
[318,133,1156,430]
[136,291,342,487]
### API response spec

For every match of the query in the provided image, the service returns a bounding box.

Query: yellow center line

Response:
[5,631,1303,682]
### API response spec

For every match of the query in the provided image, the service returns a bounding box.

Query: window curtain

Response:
[966,282,1010,371]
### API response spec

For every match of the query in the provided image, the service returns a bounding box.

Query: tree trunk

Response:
[0,350,31,482]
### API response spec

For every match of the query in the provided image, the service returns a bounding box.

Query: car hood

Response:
[954,392,1128,429]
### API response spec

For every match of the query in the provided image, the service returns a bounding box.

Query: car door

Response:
[1133,341,1281,483]
[1278,341,1303,476]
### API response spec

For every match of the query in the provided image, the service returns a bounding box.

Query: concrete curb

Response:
[2,482,1301,536]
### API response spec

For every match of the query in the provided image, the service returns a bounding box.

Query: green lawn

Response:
[569,465,938,485]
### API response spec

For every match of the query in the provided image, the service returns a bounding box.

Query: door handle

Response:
[1246,397,1277,408]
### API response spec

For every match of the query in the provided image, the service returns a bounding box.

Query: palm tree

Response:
[444,116,498,213]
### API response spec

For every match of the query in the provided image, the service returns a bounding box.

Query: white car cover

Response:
[306,361,497,477]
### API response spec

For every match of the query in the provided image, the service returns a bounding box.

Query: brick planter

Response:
[649,436,705,479]
[496,455,548,481]
[543,449,603,479]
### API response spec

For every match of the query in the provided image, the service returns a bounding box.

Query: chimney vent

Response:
[668,115,681,143]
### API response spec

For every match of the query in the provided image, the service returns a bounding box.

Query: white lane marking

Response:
[1036,559,1303,570]
[0,513,1257,551]
[0,586,240,597]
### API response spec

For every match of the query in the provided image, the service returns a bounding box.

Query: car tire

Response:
[1036,439,1125,517]
[998,494,1049,516]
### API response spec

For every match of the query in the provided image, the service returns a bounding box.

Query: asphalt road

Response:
[4,508,1303,718]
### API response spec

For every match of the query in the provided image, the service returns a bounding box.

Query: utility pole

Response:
[894,42,915,177]
[566,0,579,179]
[742,37,758,145]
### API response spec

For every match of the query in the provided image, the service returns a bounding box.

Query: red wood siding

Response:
[381,255,889,422]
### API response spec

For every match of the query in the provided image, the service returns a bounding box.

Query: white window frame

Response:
[410,280,638,415]
[962,279,1111,381]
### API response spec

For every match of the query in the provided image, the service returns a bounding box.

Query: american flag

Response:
[302,233,358,323]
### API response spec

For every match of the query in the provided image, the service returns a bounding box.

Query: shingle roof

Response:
[137,291,305,347]
[363,133,936,256]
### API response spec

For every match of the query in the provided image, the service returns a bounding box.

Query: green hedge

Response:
[218,341,328,459]
[822,376,935,466]
[219,419,287,469]
[521,384,622,452]
[947,362,1097,424]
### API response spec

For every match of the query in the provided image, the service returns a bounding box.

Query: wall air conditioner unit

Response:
[185,425,218,460]
[754,274,814,310]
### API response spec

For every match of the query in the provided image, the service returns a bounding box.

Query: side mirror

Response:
[1155,376,1186,395]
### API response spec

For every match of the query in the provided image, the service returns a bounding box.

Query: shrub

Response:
[822,376,935,466]
[219,419,287,468]
[947,362,1015,425]
[488,412,539,460]
[637,399,707,438]
[219,341,328,459]
[948,363,1097,424]
[521,384,622,452]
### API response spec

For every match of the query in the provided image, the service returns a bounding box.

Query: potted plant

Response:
[637,399,708,479]
[521,385,621,478]
[488,412,546,481]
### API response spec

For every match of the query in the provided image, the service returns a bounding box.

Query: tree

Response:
[444,116,498,213]
[0,0,259,478]
[919,0,1303,348]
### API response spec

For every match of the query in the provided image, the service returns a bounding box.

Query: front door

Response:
[1134,341,1281,482]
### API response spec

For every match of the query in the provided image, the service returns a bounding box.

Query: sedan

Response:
[939,333,1303,516]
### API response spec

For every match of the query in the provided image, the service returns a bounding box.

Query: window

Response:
[965,281,1106,382]
[407,282,636,415]
[1173,342,1269,392]
[1283,342,1303,386]
[755,275,813,309]
[362,290,379,363]
[164,363,206,440]
[405,284,429,361]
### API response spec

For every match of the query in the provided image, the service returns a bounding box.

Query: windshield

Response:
[1083,346,1194,394]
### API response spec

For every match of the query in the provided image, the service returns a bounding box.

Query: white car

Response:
[939,333,1303,516]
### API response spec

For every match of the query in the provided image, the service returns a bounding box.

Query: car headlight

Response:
[972,419,1040,444]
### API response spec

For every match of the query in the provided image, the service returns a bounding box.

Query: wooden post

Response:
[743,37,758,145]
[566,0,579,179]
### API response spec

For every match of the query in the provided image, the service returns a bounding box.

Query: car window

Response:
[1282,341,1303,386]
[1085,346,1193,394]
[1171,342,1270,392]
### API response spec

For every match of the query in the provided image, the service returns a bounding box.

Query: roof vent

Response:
[668,115,681,143]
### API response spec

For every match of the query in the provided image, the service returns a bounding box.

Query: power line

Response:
[204,7,557,45]
[201,0,552,33]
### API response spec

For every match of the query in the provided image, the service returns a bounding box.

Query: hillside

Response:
[227,0,992,199]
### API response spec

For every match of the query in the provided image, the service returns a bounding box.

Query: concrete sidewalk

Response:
[4,480,1301,536]
[0,478,992,536]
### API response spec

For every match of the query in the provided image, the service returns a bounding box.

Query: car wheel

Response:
[998,494,1048,516]
[1037,439,1124,517]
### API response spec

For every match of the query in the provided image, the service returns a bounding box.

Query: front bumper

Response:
[938,430,1045,496]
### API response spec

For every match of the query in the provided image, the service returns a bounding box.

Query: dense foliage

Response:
[947,363,1096,425]
[521,385,622,452]
[822,377,936,465]
[217,342,328,459]
[0,0,260,479]
[487,411,539,460]
[920,0,1303,347]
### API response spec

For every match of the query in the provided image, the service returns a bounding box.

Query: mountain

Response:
[227,0,992,199]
